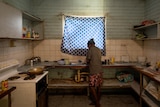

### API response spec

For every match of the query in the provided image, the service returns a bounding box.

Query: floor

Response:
[48,94,139,107]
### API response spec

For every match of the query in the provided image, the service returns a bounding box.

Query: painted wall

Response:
[32,0,145,39]
[2,0,33,13]
[143,0,160,65]
[32,0,144,62]
[145,0,160,21]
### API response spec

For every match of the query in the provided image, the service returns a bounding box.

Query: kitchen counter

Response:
[18,61,138,71]
[52,62,138,69]
[18,61,160,107]
[132,66,160,83]
[17,61,160,83]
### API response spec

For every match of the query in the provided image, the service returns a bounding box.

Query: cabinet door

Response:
[37,88,48,107]
[0,2,22,38]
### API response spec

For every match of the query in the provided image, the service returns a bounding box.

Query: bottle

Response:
[32,30,36,38]
[110,57,115,64]
[22,27,27,38]
[27,27,31,38]
[27,31,31,38]
[30,60,33,66]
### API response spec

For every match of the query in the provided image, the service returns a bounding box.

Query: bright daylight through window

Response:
[61,15,106,56]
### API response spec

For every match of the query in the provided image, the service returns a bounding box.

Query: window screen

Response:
[61,15,106,56]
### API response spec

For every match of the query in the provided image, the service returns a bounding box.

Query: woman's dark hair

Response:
[87,38,95,45]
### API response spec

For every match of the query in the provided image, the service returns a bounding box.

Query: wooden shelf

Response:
[0,37,43,41]
[133,22,160,40]
[133,23,158,30]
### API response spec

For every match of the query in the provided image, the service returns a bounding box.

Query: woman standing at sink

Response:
[86,39,103,107]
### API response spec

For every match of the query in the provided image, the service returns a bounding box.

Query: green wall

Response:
[3,0,160,39]
[32,0,144,39]
[2,0,33,13]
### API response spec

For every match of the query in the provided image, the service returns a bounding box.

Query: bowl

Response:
[57,60,65,65]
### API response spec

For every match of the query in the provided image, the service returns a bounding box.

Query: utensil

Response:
[57,60,65,65]
[25,59,31,65]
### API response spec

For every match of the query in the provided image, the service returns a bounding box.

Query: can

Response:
[1,80,8,91]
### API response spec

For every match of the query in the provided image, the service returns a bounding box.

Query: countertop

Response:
[17,61,138,72]
[17,61,160,83]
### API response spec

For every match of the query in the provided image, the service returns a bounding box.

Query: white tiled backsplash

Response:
[33,39,144,63]
[1,39,160,65]
[144,40,160,65]
[0,40,33,65]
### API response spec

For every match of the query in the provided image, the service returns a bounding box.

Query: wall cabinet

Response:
[0,2,44,40]
[133,23,160,40]
[0,2,22,38]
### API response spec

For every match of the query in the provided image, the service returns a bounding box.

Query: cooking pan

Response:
[18,67,45,75]
[28,67,44,75]
[19,66,53,75]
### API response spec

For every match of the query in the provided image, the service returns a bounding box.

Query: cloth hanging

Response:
[61,15,106,56]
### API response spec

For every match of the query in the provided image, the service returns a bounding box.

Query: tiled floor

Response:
[48,94,139,107]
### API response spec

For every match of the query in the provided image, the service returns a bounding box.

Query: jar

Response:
[1,80,8,91]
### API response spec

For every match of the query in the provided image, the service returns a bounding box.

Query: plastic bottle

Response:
[27,31,31,38]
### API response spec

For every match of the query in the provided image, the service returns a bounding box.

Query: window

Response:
[61,15,106,56]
